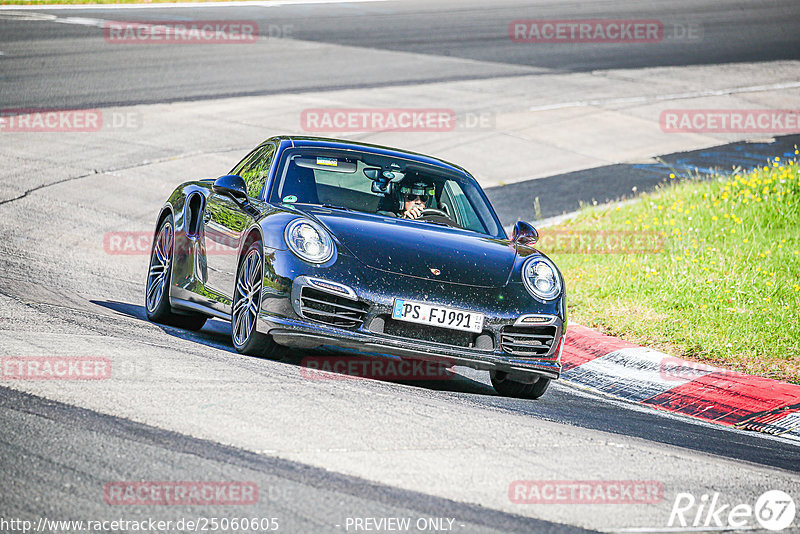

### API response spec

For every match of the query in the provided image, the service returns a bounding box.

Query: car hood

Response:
[299,208,516,287]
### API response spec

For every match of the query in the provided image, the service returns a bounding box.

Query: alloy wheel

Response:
[233,246,262,347]
[146,221,173,313]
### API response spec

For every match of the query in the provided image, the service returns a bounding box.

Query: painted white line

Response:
[556,379,800,447]
[0,0,388,10]
[743,411,800,437]
[617,527,758,532]
[563,347,701,402]
[529,81,800,111]
[2,12,282,41]
[0,12,57,21]
[52,16,106,27]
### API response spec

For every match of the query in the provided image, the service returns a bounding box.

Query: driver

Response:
[396,178,436,219]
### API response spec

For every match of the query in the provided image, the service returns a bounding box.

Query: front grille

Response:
[299,286,368,329]
[500,325,558,357]
[382,317,476,348]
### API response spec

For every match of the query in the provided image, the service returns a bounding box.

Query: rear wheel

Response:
[491,371,550,399]
[231,240,286,359]
[145,215,207,331]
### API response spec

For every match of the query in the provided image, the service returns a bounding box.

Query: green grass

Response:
[542,151,800,383]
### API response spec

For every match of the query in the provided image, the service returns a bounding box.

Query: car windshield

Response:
[268,148,504,237]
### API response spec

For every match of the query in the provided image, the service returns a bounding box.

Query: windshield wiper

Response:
[319,203,353,212]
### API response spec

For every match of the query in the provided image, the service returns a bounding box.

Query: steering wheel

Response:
[420,208,450,219]
[418,207,462,229]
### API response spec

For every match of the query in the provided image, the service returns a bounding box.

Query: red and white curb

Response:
[561,324,800,441]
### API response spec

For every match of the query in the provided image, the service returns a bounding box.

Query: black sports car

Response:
[145,136,566,399]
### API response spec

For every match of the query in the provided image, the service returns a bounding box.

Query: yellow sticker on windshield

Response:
[317,157,338,167]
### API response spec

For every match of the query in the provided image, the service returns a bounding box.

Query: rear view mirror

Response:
[365,168,404,181]
[371,180,392,195]
[366,168,404,196]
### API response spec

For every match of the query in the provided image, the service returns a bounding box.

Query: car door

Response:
[204,144,275,305]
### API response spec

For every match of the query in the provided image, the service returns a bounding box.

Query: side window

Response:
[237,144,276,199]
[444,180,486,233]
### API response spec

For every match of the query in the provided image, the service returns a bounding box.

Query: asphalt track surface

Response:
[2,1,800,533]
[487,134,800,221]
[0,0,799,108]
[0,387,593,534]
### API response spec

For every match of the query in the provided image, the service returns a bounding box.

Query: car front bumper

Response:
[257,274,564,380]
[264,320,562,379]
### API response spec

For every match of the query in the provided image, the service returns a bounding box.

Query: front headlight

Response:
[522,256,561,301]
[284,219,334,263]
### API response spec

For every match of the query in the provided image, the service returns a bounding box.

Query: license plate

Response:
[391,299,484,333]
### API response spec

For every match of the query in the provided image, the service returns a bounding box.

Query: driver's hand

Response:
[403,206,424,219]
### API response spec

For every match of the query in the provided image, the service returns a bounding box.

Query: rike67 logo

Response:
[669,490,796,531]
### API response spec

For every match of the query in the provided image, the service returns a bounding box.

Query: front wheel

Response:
[491,371,550,399]
[231,240,285,359]
[145,215,207,331]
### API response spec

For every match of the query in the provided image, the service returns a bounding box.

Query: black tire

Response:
[491,371,550,399]
[231,240,286,359]
[145,215,207,331]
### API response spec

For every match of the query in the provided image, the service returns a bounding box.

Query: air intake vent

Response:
[299,286,368,329]
[382,318,476,348]
[500,326,557,357]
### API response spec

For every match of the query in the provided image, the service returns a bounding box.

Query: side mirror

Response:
[512,221,539,246]
[212,175,248,201]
